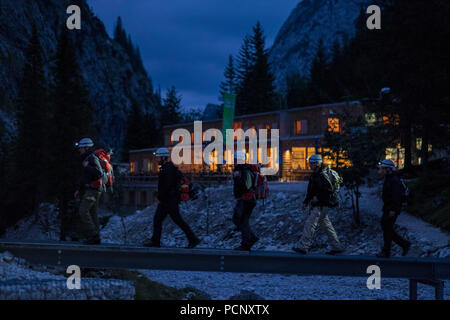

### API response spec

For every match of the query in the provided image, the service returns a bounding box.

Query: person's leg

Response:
[298,206,321,251]
[390,213,410,248]
[319,208,343,251]
[78,189,100,239]
[239,200,257,246]
[381,211,395,254]
[151,203,167,245]
[168,201,198,243]
[89,191,101,236]
[232,200,243,230]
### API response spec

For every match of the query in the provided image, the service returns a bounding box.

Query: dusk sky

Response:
[87,0,300,112]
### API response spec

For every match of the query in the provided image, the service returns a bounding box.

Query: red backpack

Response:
[93,149,114,188]
[179,176,191,201]
[250,164,269,201]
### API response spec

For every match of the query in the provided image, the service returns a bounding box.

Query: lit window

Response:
[295,120,302,135]
[130,162,135,173]
[328,118,340,132]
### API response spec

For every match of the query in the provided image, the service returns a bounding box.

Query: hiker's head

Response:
[154,147,170,165]
[75,138,94,155]
[378,159,397,175]
[233,151,247,166]
[308,154,322,171]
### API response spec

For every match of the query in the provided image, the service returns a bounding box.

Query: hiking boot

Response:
[326,249,345,255]
[143,240,161,248]
[401,242,411,256]
[376,250,390,258]
[247,236,259,250]
[83,235,101,245]
[186,238,201,249]
[292,247,308,255]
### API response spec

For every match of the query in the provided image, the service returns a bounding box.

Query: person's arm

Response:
[85,155,103,180]
[303,177,314,205]
[389,176,403,212]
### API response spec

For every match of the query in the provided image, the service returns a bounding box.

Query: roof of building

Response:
[162,100,360,129]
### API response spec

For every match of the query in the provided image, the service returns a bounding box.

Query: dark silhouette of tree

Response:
[48,27,96,223]
[10,24,50,219]
[219,55,237,98]
[161,86,182,126]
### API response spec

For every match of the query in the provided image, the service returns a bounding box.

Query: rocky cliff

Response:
[269,0,369,92]
[0,0,159,152]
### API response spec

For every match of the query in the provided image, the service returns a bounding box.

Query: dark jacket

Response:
[233,164,255,200]
[382,173,403,213]
[79,148,103,194]
[158,161,182,202]
[303,165,334,207]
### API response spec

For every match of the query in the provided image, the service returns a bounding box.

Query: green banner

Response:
[222,93,236,145]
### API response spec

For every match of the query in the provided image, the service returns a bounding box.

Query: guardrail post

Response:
[409,279,418,300]
[435,281,444,300]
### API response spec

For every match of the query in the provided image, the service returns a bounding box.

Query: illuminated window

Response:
[130,162,135,173]
[191,132,194,143]
[292,147,306,170]
[264,124,270,131]
[328,118,340,132]
[233,121,242,140]
[383,115,400,126]
[295,120,301,135]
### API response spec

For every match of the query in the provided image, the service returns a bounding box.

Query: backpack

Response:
[233,165,253,199]
[178,174,198,201]
[94,149,114,188]
[250,164,269,201]
[322,167,343,206]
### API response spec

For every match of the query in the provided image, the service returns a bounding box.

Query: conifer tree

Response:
[219,55,237,98]
[12,24,50,216]
[161,86,182,126]
[49,27,96,220]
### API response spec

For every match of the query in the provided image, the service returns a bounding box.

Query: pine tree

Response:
[307,39,330,105]
[285,72,307,108]
[161,86,182,126]
[246,21,276,113]
[11,24,50,217]
[48,27,96,220]
[219,55,237,99]
[235,22,276,115]
[235,35,254,115]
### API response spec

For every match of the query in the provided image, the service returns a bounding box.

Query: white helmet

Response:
[234,151,247,163]
[308,154,322,163]
[75,138,94,148]
[378,159,397,170]
[154,147,170,157]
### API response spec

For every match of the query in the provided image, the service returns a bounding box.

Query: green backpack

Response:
[322,167,343,207]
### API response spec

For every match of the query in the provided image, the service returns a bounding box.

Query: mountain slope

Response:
[0,0,159,152]
[269,0,369,92]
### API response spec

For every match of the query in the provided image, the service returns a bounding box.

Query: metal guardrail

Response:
[1,240,449,300]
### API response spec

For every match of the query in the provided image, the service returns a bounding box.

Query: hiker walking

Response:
[376,159,411,258]
[74,138,104,245]
[232,151,259,251]
[293,154,344,255]
[143,148,200,249]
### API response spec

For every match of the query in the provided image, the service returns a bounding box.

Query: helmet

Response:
[75,138,94,148]
[308,154,322,163]
[378,159,397,170]
[154,147,170,157]
[234,151,247,162]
